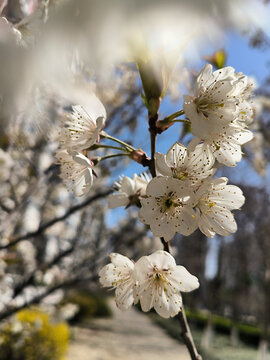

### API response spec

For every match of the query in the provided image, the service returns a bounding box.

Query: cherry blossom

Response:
[194,177,245,237]
[182,64,254,167]
[99,253,135,310]
[55,149,94,197]
[183,64,253,137]
[155,142,215,186]
[108,173,151,209]
[134,250,199,318]
[189,122,253,167]
[59,95,106,152]
[139,177,198,241]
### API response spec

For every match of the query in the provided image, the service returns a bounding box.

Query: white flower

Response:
[55,149,94,197]
[183,64,254,139]
[155,142,215,186]
[108,173,151,209]
[194,177,245,238]
[139,177,198,241]
[59,94,106,151]
[134,250,199,318]
[99,253,135,310]
[189,122,253,167]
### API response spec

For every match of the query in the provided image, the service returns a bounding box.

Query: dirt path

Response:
[67,298,190,360]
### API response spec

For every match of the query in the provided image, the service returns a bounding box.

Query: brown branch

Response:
[0,274,98,322]
[0,188,112,250]
[161,237,170,253]
[178,305,203,360]
[146,107,203,360]
[12,246,75,299]
[148,111,158,178]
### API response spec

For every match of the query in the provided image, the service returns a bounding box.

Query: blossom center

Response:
[150,266,170,286]
[176,170,189,180]
[156,193,181,211]
[195,98,225,116]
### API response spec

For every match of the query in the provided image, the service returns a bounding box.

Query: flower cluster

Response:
[183,64,254,167]
[56,95,107,196]
[99,250,199,318]
[109,64,252,241]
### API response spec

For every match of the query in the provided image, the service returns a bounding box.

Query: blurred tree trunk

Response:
[230,324,239,347]
[201,312,214,350]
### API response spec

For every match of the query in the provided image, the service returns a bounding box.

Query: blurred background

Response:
[1,0,270,359]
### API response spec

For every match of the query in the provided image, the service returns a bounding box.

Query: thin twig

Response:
[177,304,203,360]
[0,188,112,250]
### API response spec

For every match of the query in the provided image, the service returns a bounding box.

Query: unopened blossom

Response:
[155,142,215,186]
[108,173,151,208]
[139,177,198,241]
[99,253,135,310]
[134,250,199,318]
[55,149,94,197]
[59,94,106,151]
[194,177,245,238]
[183,64,254,140]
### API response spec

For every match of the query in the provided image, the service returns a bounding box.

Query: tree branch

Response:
[0,274,98,322]
[0,188,112,250]
[146,106,203,360]
[178,304,203,360]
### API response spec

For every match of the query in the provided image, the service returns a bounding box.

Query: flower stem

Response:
[100,131,135,152]
[156,111,189,133]
[163,109,185,123]
[172,118,191,124]
[95,153,130,162]
[89,144,126,151]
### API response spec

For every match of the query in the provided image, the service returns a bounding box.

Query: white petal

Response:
[84,94,107,121]
[99,263,118,287]
[134,255,153,283]
[145,176,174,197]
[110,253,134,269]
[170,266,200,293]
[149,216,178,242]
[72,152,92,167]
[115,283,134,310]
[155,152,171,176]
[194,64,213,96]
[154,289,182,318]
[108,193,129,209]
[209,185,245,210]
[139,287,155,313]
[147,250,176,270]
[73,168,93,196]
[199,206,237,237]
[120,177,135,196]
[214,141,242,167]
[166,142,187,169]
[176,207,198,236]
